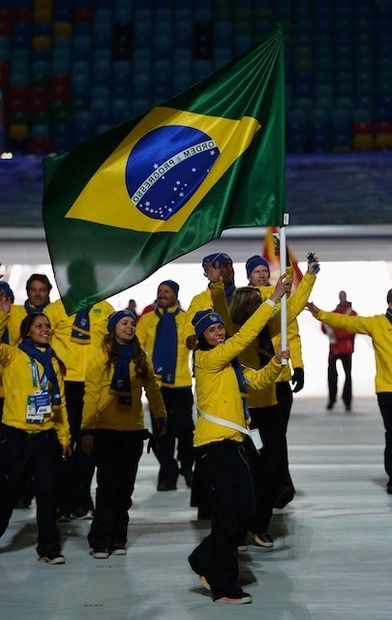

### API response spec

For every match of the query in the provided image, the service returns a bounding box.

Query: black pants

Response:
[188,440,255,600]
[57,381,95,516]
[88,429,144,551]
[248,405,287,533]
[377,392,392,481]
[328,352,353,408]
[0,424,62,557]
[151,386,194,486]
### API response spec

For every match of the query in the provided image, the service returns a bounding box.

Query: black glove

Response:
[291,367,304,393]
[142,429,161,457]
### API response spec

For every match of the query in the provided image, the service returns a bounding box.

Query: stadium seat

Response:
[52,123,73,153]
[374,121,392,149]
[111,98,133,124]
[1,0,390,156]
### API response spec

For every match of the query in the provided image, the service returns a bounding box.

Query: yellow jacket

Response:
[6,304,39,345]
[183,288,214,342]
[136,304,192,388]
[45,299,114,382]
[210,271,315,407]
[0,342,70,447]
[0,305,52,397]
[193,298,279,447]
[316,310,392,394]
[259,285,304,383]
[81,350,167,431]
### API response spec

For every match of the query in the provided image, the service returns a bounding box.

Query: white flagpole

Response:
[279,213,289,364]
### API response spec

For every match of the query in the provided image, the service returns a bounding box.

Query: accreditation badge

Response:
[34,390,51,415]
[26,395,44,423]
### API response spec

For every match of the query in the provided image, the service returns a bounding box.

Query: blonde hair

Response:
[229,286,261,325]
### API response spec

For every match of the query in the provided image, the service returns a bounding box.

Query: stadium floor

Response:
[1,395,390,620]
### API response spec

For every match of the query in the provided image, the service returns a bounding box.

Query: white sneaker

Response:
[111,548,127,555]
[215,592,252,604]
[38,553,65,565]
[254,532,274,548]
[90,549,110,559]
[72,510,94,520]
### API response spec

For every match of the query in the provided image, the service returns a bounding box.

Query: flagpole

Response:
[279,213,289,365]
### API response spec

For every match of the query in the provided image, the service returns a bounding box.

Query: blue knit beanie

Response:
[246,255,270,279]
[0,281,15,303]
[192,309,224,339]
[107,310,136,333]
[159,279,179,298]
[202,252,232,268]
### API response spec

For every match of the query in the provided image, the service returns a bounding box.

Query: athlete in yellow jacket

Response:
[308,290,392,494]
[137,280,194,491]
[189,280,289,605]
[0,302,71,565]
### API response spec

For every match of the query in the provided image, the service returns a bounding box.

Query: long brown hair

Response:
[229,286,261,325]
[103,331,148,377]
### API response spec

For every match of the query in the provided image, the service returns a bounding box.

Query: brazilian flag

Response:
[42,26,286,314]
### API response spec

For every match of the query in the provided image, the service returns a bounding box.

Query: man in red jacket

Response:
[322,291,357,411]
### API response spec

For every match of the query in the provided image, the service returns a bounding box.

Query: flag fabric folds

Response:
[42,26,286,314]
[263,226,303,288]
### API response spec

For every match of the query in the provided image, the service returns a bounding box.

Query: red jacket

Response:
[322,302,357,355]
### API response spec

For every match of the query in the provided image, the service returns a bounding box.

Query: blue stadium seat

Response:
[95,123,112,136]
[131,98,151,117]
[213,46,233,68]
[71,74,90,100]
[173,55,192,75]
[234,34,253,55]
[94,9,113,24]
[92,61,111,85]
[72,35,92,59]
[112,59,132,83]
[175,8,192,23]
[133,25,153,47]
[114,7,133,21]
[193,59,212,82]
[152,34,173,59]
[214,21,234,46]
[112,80,131,100]
[52,124,73,153]
[94,23,113,48]
[173,71,192,93]
[111,98,133,124]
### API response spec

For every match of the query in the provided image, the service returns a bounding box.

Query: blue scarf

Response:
[70,308,91,344]
[18,337,61,405]
[109,343,134,405]
[152,307,179,385]
[257,325,275,368]
[386,309,392,325]
[24,299,50,314]
[231,357,250,421]
[225,283,235,303]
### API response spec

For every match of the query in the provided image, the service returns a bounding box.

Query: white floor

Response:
[1,396,391,620]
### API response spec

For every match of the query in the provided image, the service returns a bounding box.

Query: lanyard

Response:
[30,359,48,391]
